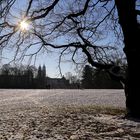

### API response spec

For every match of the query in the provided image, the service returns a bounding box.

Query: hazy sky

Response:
[2,43,77,78]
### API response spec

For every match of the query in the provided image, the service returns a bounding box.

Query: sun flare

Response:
[20,20,29,31]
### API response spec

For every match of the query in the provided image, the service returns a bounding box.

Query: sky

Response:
[31,52,77,78]
[0,0,78,78]
[2,45,77,78]
[0,0,125,78]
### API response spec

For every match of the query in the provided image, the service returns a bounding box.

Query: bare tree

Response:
[0,0,140,118]
[115,0,140,118]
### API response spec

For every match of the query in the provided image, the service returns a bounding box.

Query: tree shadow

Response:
[123,114,140,123]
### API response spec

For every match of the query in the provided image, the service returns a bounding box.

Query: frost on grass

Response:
[0,106,140,140]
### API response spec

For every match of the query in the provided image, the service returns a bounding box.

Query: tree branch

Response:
[29,0,60,21]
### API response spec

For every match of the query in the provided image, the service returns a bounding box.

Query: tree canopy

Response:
[0,0,126,74]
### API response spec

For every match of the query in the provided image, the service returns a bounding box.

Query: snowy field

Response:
[0,89,125,110]
[1,89,140,140]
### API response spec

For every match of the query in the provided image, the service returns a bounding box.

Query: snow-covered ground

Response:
[1,89,140,140]
[0,89,125,110]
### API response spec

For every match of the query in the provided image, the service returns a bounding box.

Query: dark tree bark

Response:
[115,0,140,117]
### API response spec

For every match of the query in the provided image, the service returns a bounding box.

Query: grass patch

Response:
[53,105,126,116]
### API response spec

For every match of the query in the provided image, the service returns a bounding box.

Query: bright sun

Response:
[20,20,29,31]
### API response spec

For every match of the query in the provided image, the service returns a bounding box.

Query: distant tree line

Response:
[0,64,46,89]
[0,64,123,89]
[81,65,123,89]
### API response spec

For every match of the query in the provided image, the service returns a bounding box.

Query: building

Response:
[46,76,70,89]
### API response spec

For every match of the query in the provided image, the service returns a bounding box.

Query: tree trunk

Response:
[115,0,140,117]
